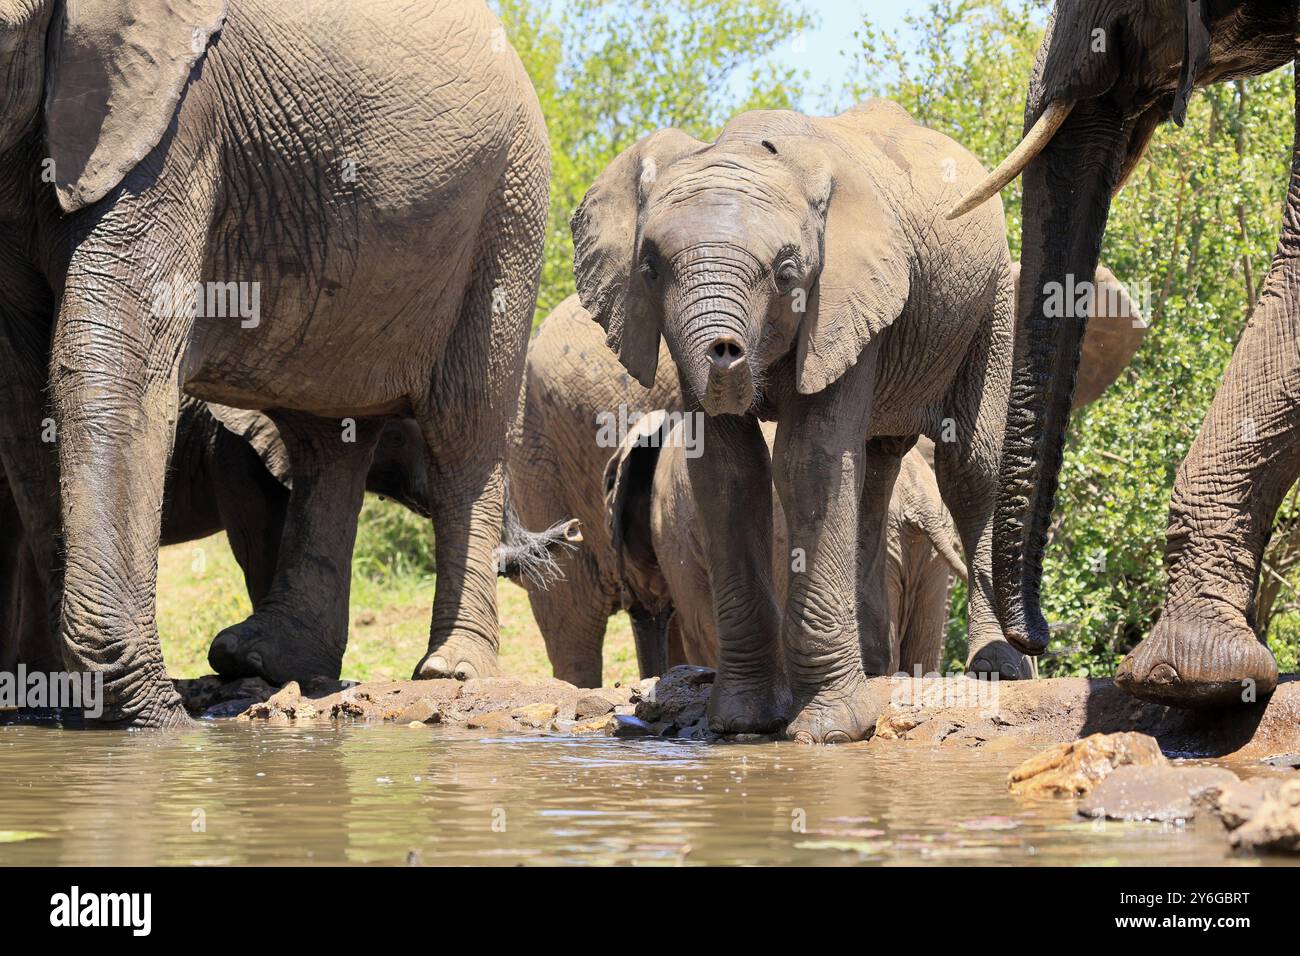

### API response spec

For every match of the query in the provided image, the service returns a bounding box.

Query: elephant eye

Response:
[774,256,803,293]
[638,252,660,283]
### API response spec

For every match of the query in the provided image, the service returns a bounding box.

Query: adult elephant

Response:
[949,0,1296,707]
[0,0,548,725]
[2,400,572,681]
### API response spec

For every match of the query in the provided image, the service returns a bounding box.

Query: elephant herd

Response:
[0,0,1294,739]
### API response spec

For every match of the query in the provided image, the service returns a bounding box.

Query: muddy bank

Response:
[178,666,1300,760]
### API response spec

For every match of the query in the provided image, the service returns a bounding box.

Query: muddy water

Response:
[0,722,1288,866]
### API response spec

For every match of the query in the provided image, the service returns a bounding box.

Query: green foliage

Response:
[353,497,435,581]
[852,0,1300,676]
[495,0,813,321]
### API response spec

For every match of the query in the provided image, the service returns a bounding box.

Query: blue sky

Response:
[775,0,926,96]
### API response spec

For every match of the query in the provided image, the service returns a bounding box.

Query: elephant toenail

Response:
[453,662,477,681]
[1148,663,1178,686]
[247,651,263,670]
[824,731,851,745]
[792,730,816,745]
[428,656,448,674]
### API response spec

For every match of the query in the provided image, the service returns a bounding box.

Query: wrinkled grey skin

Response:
[508,295,681,688]
[967,0,1294,707]
[2,398,570,679]
[0,0,548,725]
[607,421,967,676]
[513,266,1139,688]
[0,399,418,671]
[572,101,1015,742]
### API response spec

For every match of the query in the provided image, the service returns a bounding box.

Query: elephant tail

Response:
[495,479,582,589]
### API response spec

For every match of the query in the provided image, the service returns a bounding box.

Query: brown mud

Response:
[178,666,1300,761]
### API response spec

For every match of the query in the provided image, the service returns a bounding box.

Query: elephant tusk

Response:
[946,100,1076,220]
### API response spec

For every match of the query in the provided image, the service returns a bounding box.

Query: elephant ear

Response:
[602,409,669,600]
[1173,0,1212,126]
[1074,265,1147,410]
[794,144,911,394]
[45,0,228,213]
[205,404,291,486]
[571,129,704,387]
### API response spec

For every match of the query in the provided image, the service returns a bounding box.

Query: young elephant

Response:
[572,99,1016,742]
[508,295,681,687]
[514,264,1141,688]
[606,418,966,676]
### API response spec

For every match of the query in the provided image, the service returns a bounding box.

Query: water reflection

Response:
[0,723,1289,866]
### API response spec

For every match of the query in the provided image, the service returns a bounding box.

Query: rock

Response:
[1200,778,1282,830]
[467,710,520,732]
[635,666,712,734]
[1077,764,1239,822]
[1261,753,1300,769]
[608,714,655,738]
[1009,732,1166,797]
[176,675,279,715]
[512,702,559,729]
[874,713,928,741]
[395,698,441,725]
[1228,780,1300,853]
[575,694,615,719]
[566,715,614,735]
[302,676,356,697]
[201,698,259,720]
[241,681,311,721]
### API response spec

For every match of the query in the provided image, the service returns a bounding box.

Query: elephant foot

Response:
[1115,613,1278,709]
[967,639,1034,680]
[414,634,501,681]
[706,671,791,735]
[208,611,343,685]
[785,677,880,744]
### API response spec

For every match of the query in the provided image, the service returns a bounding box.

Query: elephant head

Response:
[0,0,227,211]
[572,113,910,414]
[947,0,1291,655]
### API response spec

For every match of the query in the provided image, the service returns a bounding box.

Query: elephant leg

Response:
[1116,278,1300,708]
[413,152,544,682]
[628,603,672,680]
[50,251,194,727]
[777,353,881,744]
[209,413,381,684]
[691,411,788,735]
[897,556,949,675]
[1,486,21,674]
[528,548,610,688]
[214,430,289,611]
[0,302,62,652]
[936,299,1027,680]
[856,439,906,676]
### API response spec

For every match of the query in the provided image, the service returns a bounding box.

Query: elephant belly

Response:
[867,302,983,435]
[180,0,527,416]
[181,220,478,417]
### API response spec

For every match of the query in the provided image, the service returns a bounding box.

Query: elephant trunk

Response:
[993,100,1127,654]
[666,250,761,416]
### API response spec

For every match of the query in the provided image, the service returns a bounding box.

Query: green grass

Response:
[156,499,640,686]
